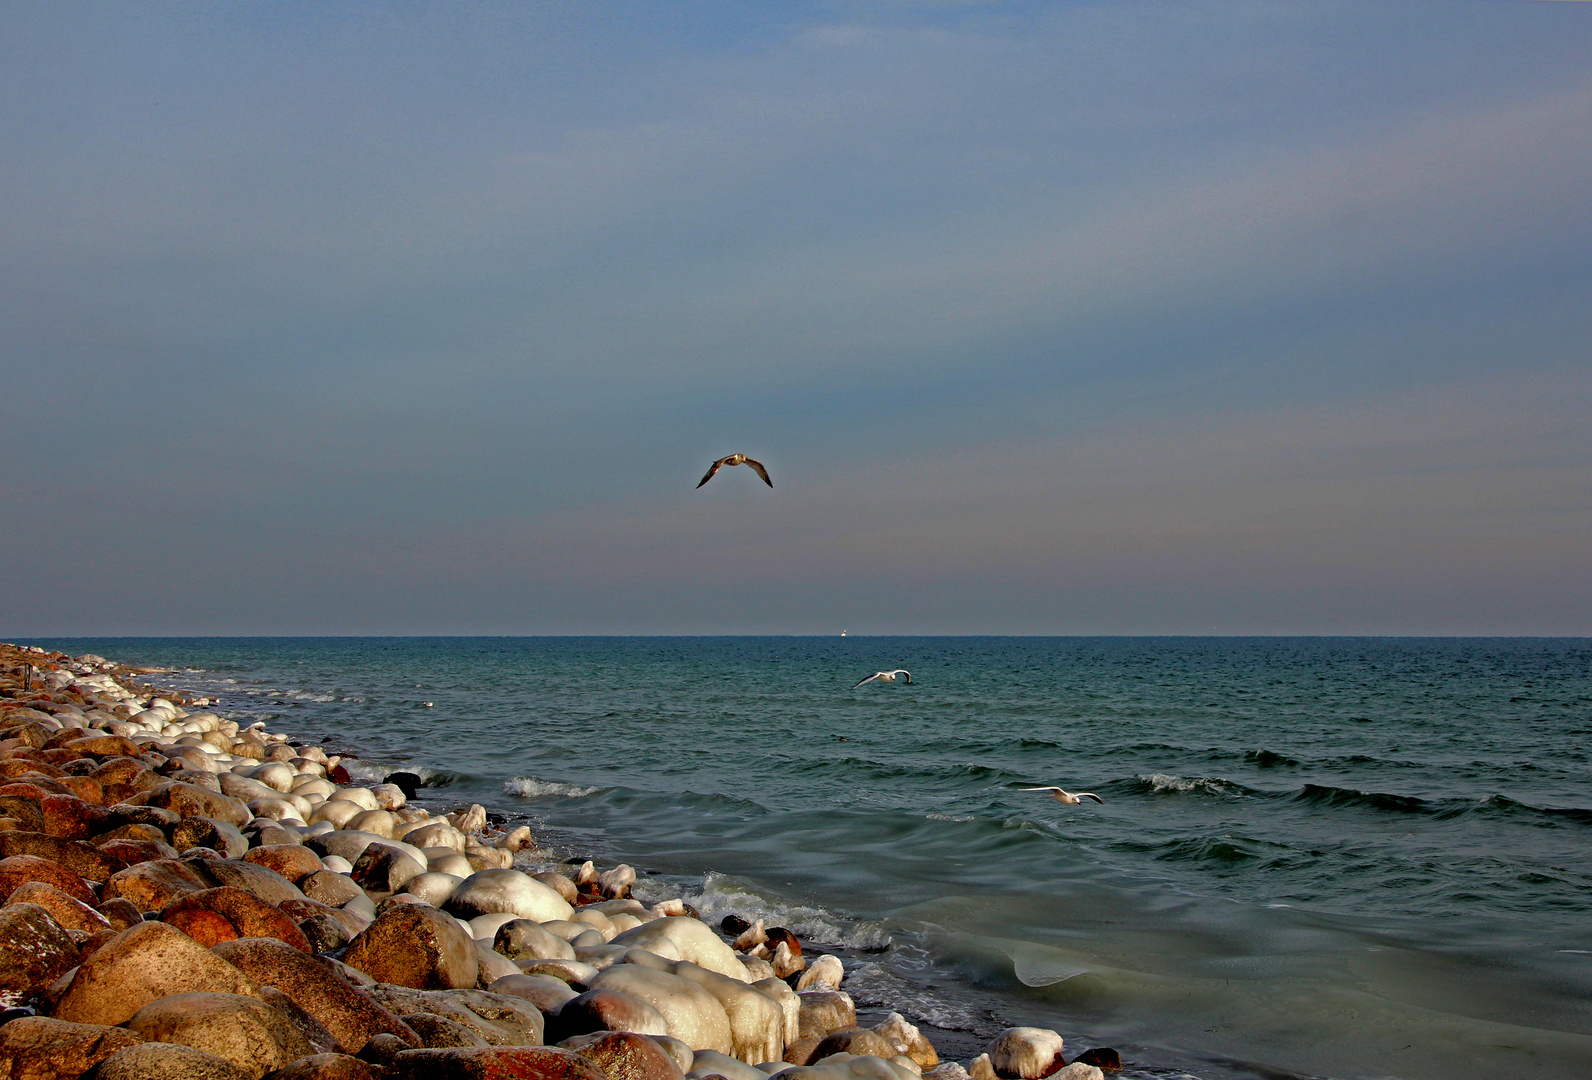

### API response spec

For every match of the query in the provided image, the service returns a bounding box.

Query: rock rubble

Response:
[0,641,1119,1080]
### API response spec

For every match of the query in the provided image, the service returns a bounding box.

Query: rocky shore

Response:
[0,641,1118,1080]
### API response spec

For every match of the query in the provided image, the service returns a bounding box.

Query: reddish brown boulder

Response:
[260,1053,384,1080]
[4,879,113,933]
[0,901,83,993]
[0,832,122,882]
[42,793,115,840]
[573,1030,687,1080]
[0,853,95,904]
[160,887,313,952]
[386,1047,612,1080]
[58,775,105,805]
[342,905,478,990]
[52,920,263,1027]
[95,837,179,866]
[101,857,209,912]
[246,844,325,883]
[0,1015,145,1079]
[172,817,250,859]
[811,1027,899,1062]
[212,937,421,1054]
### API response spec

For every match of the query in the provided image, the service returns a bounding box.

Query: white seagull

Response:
[1020,786,1105,805]
[697,453,773,488]
[853,669,911,689]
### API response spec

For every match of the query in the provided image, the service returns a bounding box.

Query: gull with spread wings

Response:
[1019,786,1105,805]
[697,454,773,488]
[853,669,911,689]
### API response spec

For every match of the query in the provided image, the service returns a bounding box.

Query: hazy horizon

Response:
[3,2,1589,637]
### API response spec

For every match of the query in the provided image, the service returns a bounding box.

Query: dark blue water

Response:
[23,637,1592,1080]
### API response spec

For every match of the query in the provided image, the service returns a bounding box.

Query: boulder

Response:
[52,920,263,1027]
[486,973,579,1014]
[123,991,312,1079]
[82,1040,256,1080]
[554,987,669,1040]
[0,902,84,994]
[101,858,210,912]
[131,781,251,827]
[0,853,95,904]
[348,843,425,894]
[589,964,733,1053]
[190,859,307,906]
[1051,1066,1104,1080]
[987,1029,1065,1080]
[685,1049,766,1080]
[0,1015,144,1079]
[342,903,479,989]
[0,832,121,882]
[259,1053,383,1080]
[797,991,856,1040]
[610,918,746,982]
[574,1030,686,1080]
[812,1028,900,1062]
[447,870,574,924]
[494,919,578,963]
[3,879,112,933]
[244,845,325,883]
[385,1046,611,1080]
[671,960,784,1064]
[795,955,844,992]
[171,817,250,859]
[159,886,314,951]
[212,937,422,1054]
[754,977,800,1046]
[874,1013,938,1068]
[362,986,545,1047]
[40,794,115,840]
[299,870,365,908]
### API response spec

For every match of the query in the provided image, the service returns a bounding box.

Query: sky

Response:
[1,0,1589,636]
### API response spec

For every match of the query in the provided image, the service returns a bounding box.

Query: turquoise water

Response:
[25,637,1592,1079]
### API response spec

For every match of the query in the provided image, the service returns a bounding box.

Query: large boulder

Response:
[573,1030,686,1080]
[342,904,478,990]
[190,859,307,906]
[671,960,784,1064]
[553,988,669,1040]
[0,832,121,882]
[987,1028,1066,1080]
[589,964,733,1054]
[493,919,577,963]
[0,1014,145,1079]
[609,918,746,982]
[0,902,85,994]
[0,853,95,905]
[130,781,251,827]
[212,937,422,1054]
[82,1041,255,1080]
[100,858,209,912]
[447,870,573,924]
[123,992,313,1079]
[159,887,313,952]
[385,1046,611,1080]
[3,879,113,934]
[362,986,544,1047]
[244,845,324,883]
[259,1053,383,1080]
[52,920,263,1027]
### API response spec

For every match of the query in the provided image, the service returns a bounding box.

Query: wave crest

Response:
[504,776,599,799]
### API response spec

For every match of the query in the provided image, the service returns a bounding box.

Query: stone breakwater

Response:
[0,642,1119,1080]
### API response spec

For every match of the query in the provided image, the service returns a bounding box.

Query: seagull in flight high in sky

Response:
[853,669,911,689]
[1019,786,1105,805]
[697,454,772,489]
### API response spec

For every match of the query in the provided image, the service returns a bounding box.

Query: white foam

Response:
[503,776,599,799]
[925,812,975,823]
[679,871,892,951]
[1141,772,1239,796]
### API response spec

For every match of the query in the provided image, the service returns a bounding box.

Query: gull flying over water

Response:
[697,454,772,488]
[1020,786,1105,805]
[853,669,911,689]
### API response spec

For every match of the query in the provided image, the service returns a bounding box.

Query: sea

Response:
[18,636,1592,1080]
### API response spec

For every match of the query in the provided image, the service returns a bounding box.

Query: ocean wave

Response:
[1244,749,1300,768]
[503,776,599,799]
[339,760,455,787]
[1137,773,1251,797]
[1293,783,1428,814]
[925,812,976,823]
[681,871,891,951]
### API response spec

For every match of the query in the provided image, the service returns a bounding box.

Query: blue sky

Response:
[2,1,1589,635]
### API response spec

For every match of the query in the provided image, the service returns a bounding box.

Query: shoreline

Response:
[0,639,1120,1080]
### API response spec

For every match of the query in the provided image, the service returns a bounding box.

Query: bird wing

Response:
[852,673,882,688]
[893,670,912,682]
[1018,786,1063,793]
[1078,792,1105,804]
[744,457,773,487]
[697,458,728,488]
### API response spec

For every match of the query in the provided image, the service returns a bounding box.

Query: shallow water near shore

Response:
[21,636,1592,1080]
